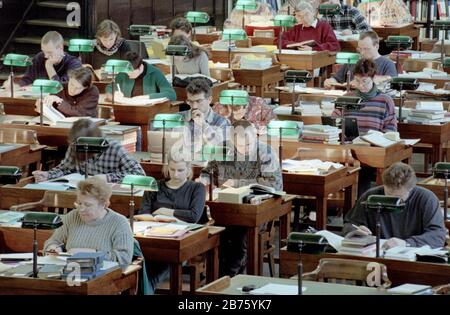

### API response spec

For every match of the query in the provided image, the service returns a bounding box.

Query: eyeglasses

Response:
[74,201,95,209]
[186,98,207,105]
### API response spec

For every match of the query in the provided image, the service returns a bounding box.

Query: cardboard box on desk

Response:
[217,186,251,204]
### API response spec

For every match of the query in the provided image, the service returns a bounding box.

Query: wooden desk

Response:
[206,197,292,276]
[249,36,276,46]
[99,97,178,151]
[174,80,230,103]
[232,65,283,97]
[209,50,272,64]
[136,226,224,295]
[0,177,141,217]
[279,247,450,287]
[276,141,412,184]
[398,122,450,167]
[283,167,359,230]
[0,121,70,147]
[373,24,420,50]
[195,33,221,45]
[197,274,389,295]
[0,227,138,295]
[265,90,340,106]
[339,40,358,52]
[0,142,43,173]
[0,96,36,116]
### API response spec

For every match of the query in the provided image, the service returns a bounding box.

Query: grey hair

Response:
[294,1,316,15]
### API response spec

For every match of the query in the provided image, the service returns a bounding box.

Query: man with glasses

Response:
[324,31,397,88]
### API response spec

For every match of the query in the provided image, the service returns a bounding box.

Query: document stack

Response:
[63,252,106,281]
[407,102,446,125]
[301,124,340,144]
[339,235,377,257]
[239,55,272,70]
[321,99,335,116]
[297,101,322,116]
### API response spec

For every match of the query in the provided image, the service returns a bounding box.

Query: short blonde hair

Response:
[162,153,193,180]
[41,31,64,47]
[96,19,122,39]
[77,176,112,203]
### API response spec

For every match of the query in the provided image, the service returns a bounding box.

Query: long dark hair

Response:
[168,34,209,60]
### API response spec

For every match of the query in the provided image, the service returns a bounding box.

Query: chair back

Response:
[11,191,77,214]
[0,128,38,145]
[302,258,391,288]
[210,68,233,82]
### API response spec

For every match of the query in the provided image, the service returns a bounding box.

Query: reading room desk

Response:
[0,142,44,172]
[135,226,224,295]
[206,196,294,276]
[195,33,221,45]
[0,95,37,116]
[99,96,178,151]
[232,65,283,97]
[0,226,140,295]
[197,274,389,295]
[209,49,272,64]
[373,24,420,50]
[279,247,450,287]
[418,177,450,228]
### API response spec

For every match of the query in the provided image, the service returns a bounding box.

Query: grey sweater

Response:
[343,186,447,248]
[333,56,397,83]
[140,180,206,223]
[44,208,134,266]
[174,51,210,77]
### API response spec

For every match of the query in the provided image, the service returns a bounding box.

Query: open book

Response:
[358,131,420,148]
[114,95,169,106]
[249,183,286,197]
[286,40,317,48]
[134,213,179,223]
[24,173,85,191]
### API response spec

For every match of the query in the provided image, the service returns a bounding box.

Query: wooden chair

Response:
[300,258,392,289]
[433,284,450,295]
[10,190,77,214]
[259,219,276,277]
[121,257,143,295]
[402,59,442,72]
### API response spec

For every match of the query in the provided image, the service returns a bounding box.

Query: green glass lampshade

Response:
[104,60,133,74]
[385,36,413,49]
[3,53,32,67]
[235,0,258,11]
[443,57,450,68]
[433,20,450,30]
[128,25,152,36]
[21,212,63,230]
[75,137,109,153]
[186,11,210,24]
[201,145,232,162]
[0,166,22,184]
[334,96,363,110]
[335,52,360,65]
[366,195,405,212]
[287,232,328,254]
[273,15,296,28]
[31,79,63,94]
[221,28,248,41]
[219,90,249,106]
[284,70,312,83]
[433,162,450,178]
[165,45,190,56]
[318,3,341,16]
[390,77,419,91]
[267,120,300,137]
[152,113,185,129]
[68,39,94,53]
[121,175,158,191]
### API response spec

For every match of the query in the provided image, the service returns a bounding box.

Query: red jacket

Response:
[278,20,340,52]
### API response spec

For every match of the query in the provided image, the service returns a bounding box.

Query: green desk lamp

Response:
[365,195,405,257]
[185,11,210,42]
[0,166,22,185]
[165,45,190,84]
[221,28,248,68]
[151,113,185,165]
[433,162,450,223]
[235,0,258,30]
[68,39,94,63]
[389,77,419,122]
[104,59,133,105]
[318,3,341,16]
[334,96,362,144]
[128,25,153,57]
[21,212,63,277]
[433,20,450,65]
[335,52,360,92]
[267,120,302,167]
[31,79,63,126]
[273,15,296,54]
[3,53,32,98]
[120,175,158,233]
[74,137,109,179]
[385,36,413,73]
[284,70,312,115]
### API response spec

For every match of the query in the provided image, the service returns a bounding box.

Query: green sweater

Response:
[106,62,176,100]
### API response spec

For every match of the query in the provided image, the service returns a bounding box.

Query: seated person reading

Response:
[35,67,99,118]
[105,51,176,101]
[168,35,210,77]
[88,19,132,70]
[44,176,134,266]
[2,31,81,91]
[138,153,206,294]
[324,31,397,88]
[343,162,447,249]
[170,17,196,43]
[32,118,145,183]
[198,120,283,277]
[277,1,340,52]
[320,0,371,35]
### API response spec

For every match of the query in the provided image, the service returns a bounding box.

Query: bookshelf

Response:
[405,0,450,40]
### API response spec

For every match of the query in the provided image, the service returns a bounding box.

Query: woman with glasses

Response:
[43,176,134,266]
[35,67,99,118]
[277,1,340,51]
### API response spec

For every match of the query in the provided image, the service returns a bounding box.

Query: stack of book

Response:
[100,125,138,153]
[301,125,340,144]
[339,235,377,257]
[407,101,446,125]
[62,252,106,281]
[297,101,322,116]
[239,55,272,70]
[321,99,335,116]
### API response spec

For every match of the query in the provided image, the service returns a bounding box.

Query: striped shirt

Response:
[47,140,145,183]
[44,208,134,266]
[332,91,397,133]
[321,5,371,34]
